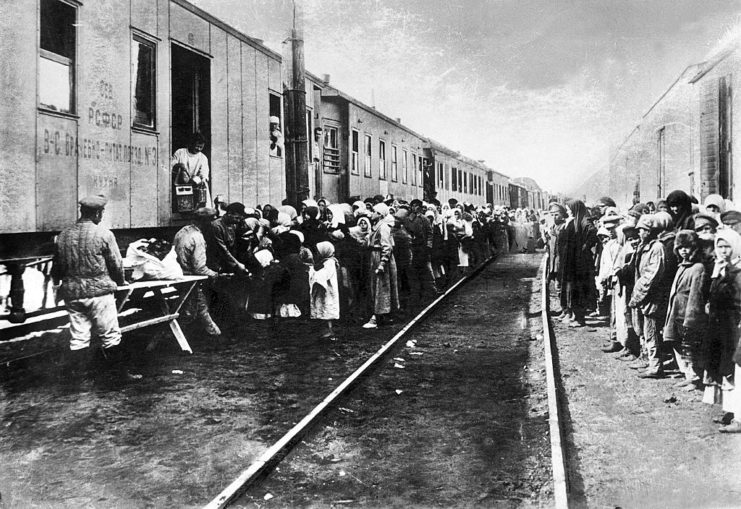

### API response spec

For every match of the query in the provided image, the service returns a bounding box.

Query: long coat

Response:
[309,258,340,320]
[557,219,597,310]
[367,221,399,315]
[705,265,741,381]
[663,261,708,342]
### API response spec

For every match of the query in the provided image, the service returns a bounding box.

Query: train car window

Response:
[132,36,156,129]
[364,134,372,178]
[391,145,398,182]
[411,153,417,186]
[419,157,425,187]
[452,167,458,191]
[351,129,359,175]
[39,0,76,113]
[322,125,340,173]
[379,140,387,180]
[269,93,283,157]
[437,163,443,189]
[402,150,408,184]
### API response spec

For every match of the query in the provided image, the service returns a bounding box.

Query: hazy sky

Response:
[193,0,741,193]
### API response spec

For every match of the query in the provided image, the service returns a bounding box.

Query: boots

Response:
[101,345,142,382]
[60,348,90,381]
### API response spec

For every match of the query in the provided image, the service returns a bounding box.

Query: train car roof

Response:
[175,0,282,60]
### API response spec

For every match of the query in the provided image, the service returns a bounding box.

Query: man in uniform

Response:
[173,207,222,336]
[52,195,126,374]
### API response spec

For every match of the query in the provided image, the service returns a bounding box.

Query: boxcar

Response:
[0,0,299,258]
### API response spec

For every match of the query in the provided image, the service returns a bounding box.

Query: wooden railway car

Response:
[512,177,548,210]
[609,44,740,208]
[424,140,490,206]
[312,82,425,203]
[508,181,528,209]
[487,169,511,208]
[0,0,298,258]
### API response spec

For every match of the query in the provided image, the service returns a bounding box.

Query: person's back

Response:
[55,217,123,301]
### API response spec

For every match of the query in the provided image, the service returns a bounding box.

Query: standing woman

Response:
[362,203,399,329]
[172,132,211,208]
[557,199,598,327]
[665,190,695,232]
[703,229,741,431]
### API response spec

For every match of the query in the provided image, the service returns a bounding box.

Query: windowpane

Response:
[364,135,372,177]
[402,150,408,184]
[40,0,75,113]
[391,146,398,182]
[351,130,359,175]
[39,57,72,113]
[132,38,156,128]
[379,140,386,180]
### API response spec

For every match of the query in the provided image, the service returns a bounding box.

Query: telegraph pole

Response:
[283,0,309,206]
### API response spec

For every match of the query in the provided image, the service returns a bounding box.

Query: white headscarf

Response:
[254,249,274,268]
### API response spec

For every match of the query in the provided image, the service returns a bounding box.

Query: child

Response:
[309,241,340,338]
[663,230,708,391]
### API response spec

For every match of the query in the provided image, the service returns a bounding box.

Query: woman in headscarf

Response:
[274,232,310,318]
[347,216,373,319]
[309,241,340,338]
[300,205,328,256]
[362,203,399,328]
[704,194,726,221]
[247,249,287,322]
[665,190,695,231]
[557,199,598,327]
[703,228,741,432]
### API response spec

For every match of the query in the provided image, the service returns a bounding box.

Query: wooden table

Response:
[115,275,207,354]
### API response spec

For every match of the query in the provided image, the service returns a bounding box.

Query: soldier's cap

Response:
[193,207,217,219]
[79,194,107,209]
[720,210,741,226]
[410,199,423,208]
[269,116,280,125]
[693,213,718,230]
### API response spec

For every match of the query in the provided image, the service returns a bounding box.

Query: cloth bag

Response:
[125,240,184,281]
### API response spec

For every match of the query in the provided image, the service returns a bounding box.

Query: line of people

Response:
[173,195,533,340]
[545,192,741,433]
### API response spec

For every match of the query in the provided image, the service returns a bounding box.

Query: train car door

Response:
[171,43,211,212]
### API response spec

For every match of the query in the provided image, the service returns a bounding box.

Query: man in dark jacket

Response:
[406,199,439,300]
[52,195,125,372]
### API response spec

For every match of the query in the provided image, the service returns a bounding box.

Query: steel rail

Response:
[540,254,570,509]
[204,256,497,509]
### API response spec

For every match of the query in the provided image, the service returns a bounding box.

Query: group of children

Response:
[546,191,741,433]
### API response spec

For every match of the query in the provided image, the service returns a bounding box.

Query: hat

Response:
[193,207,216,219]
[548,203,567,215]
[693,213,719,231]
[597,227,611,238]
[597,196,617,208]
[269,116,280,125]
[225,202,247,217]
[410,199,423,208]
[720,210,741,226]
[601,207,622,224]
[79,194,107,209]
[636,214,654,231]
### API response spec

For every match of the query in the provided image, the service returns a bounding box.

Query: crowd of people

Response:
[174,194,543,339]
[544,191,741,434]
[50,190,543,378]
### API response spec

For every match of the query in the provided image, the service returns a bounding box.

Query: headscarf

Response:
[289,230,305,244]
[254,249,273,268]
[373,203,389,217]
[278,205,298,221]
[565,199,589,233]
[704,194,726,215]
[713,228,741,278]
[349,216,372,242]
[328,204,346,228]
[652,211,674,233]
[315,241,336,262]
[665,190,693,230]
[352,200,366,214]
[301,199,318,209]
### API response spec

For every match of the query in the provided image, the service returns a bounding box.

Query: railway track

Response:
[204,253,570,509]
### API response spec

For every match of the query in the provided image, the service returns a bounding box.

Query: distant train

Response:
[0,0,549,263]
[608,44,740,208]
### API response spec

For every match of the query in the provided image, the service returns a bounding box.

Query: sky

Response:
[192,0,741,193]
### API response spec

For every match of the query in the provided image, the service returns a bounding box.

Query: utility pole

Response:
[283,0,309,207]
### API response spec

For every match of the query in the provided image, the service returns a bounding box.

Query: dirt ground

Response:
[549,289,741,509]
[235,254,553,509]
[0,254,551,508]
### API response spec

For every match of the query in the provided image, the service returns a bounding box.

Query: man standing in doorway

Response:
[52,195,126,376]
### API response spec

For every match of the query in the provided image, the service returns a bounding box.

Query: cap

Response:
[720,210,741,226]
[269,116,280,124]
[79,194,107,209]
[693,213,719,231]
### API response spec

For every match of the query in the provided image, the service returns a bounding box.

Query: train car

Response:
[0,0,301,259]
[508,182,528,209]
[487,169,511,207]
[609,44,740,208]
[423,140,490,206]
[512,177,547,210]
[311,81,425,203]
